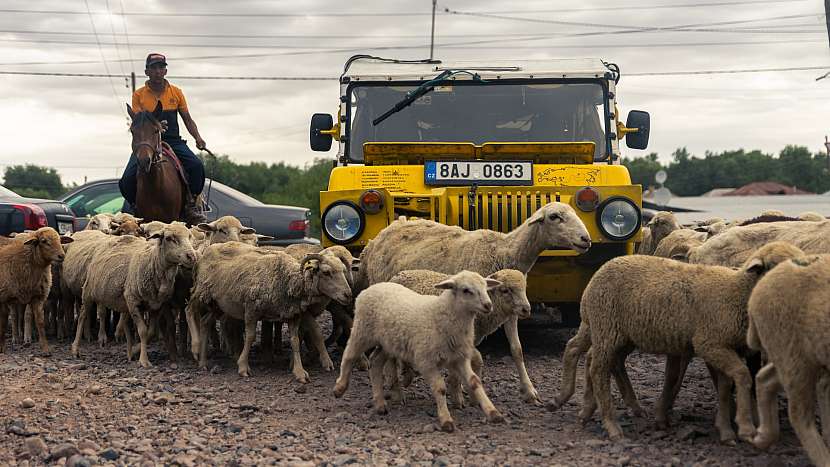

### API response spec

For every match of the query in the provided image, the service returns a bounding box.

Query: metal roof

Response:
[344,57,613,81]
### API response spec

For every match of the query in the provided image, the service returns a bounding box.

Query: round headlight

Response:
[597,197,641,241]
[322,201,364,244]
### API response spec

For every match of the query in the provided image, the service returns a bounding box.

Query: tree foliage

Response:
[623,146,830,196]
[2,164,65,199]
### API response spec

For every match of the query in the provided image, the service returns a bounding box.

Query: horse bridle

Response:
[132,128,163,172]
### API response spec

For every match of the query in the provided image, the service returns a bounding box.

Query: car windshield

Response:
[348,81,608,162]
[63,183,125,217]
[0,185,20,197]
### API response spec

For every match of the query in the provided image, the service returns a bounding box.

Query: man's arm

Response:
[180,110,206,150]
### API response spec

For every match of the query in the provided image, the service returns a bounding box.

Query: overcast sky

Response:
[0,0,828,185]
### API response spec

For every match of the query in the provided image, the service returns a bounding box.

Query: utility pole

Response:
[130,71,136,94]
[825,135,830,172]
[429,0,437,60]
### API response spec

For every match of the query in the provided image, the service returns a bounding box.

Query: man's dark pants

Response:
[119,139,205,206]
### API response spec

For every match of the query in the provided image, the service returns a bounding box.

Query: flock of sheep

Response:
[1,203,829,465]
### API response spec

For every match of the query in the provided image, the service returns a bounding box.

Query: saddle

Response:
[160,142,191,190]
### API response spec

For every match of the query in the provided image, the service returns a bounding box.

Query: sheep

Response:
[0,227,71,354]
[355,202,590,292]
[84,213,115,233]
[111,219,143,237]
[195,216,256,248]
[652,229,706,261]
[688,220,830,267]
[123,223,199,367]
[759,209,786,218]
[637,211,681,255]
[112,212,142,225]
[187,242,351,381]
[333,271,505,432]
[387,269,537,405]
[555,241,803,443]
[746,253,830,465]
[798,211,825,222]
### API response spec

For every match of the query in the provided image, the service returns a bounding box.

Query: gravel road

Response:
[0,322,812,466]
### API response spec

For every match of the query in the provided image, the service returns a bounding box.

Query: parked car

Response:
[59,178,318,246]
[0,184,77,236]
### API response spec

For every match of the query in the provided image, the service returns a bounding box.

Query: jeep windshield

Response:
[347,81,608,162]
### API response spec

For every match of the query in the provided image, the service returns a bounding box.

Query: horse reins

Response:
[132,128,164,172]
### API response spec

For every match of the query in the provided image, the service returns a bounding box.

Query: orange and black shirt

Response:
[132,80,188,142]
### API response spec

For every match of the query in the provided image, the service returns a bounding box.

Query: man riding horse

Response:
[119,53,207,224]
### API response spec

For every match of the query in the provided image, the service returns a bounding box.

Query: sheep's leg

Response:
[551,321,591,410]
[177,307,188,356]
[453,358,504,424]
[818,372,830,447]
[697,345,755,442]
[197,312,215,370]
[83,304,93,343]
[301,314,334,371]
[401,362,416,388]
[423,368,455,432]
[59,294,73,342]
[709,364,737,444]
[334,327,371,396]
[0,304,9,352]
[237,314,257,377]
[160,312,178,364]
[9,305,18,345]
[656,354,691,429]
[782,366,829,466]
[122,313,134,362]
[128,303,153,368]
[114,311,126,343]
[185,303,201,362]
[447,371,465,409]
[31,300,50,355]
[579,349,598,423]
[752,363,782,450]
[503,317,540,405]
[96,304,108,347]
[385,357,405,405]
[287,317,309,383]
[23,305,33,345]
[369,350,389,415]
[590,344,624,441]
[71,298,94,357]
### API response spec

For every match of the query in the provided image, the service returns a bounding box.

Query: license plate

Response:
[57,222,73,235]
[425,161,533,186]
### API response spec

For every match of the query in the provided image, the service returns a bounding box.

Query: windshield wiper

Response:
[372,69,483,126]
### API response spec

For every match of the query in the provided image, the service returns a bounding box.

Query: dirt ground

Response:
[0,321,813,467]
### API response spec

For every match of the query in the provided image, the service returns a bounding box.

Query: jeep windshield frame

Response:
[344,77,611,163]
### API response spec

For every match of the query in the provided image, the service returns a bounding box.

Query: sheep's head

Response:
[646,211,680,242]
[112,219,143,237]
[140,221,166,238]
[149,223,199,268]
[301,253,352,305]
[434,270,500,315]
[112,212,142,225]
[24,227,72,265]
[743,241,805,277]
[85,214,114,233]
[527,202,591,253]
[486,269,531,319]
[197,216,255,245]
[321,245,356,287]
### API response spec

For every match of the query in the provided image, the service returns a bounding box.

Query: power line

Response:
[105,0,126,78]
[83,0,123,115]
[1,65,827,80]
[118,0,134,74]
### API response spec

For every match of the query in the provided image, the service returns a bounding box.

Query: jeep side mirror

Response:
[310,113,334,152]
[624,110,650,150]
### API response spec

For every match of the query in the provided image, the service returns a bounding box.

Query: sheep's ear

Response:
[149,232,163,240]
[434,278,456,290]
[110,221,120,229]
[196,223,215,232]
[60,236,74,244]
[670,253,688,262]
[23,237,37,245]
[133,217,144,223]
[240,227,256,235]
[256,234,273,242]
[303,259,319,271]
[745,258,765,275]
[527,210,545,225]
[485,278,502,290]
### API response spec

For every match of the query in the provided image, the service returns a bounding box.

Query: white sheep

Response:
[387,268,537,405]
[747,253,830,465]
[652,228,706,261]
[334,270,505,432]
[195,216,255,249]
[556,241,803,443]
[84,213,115,233]
[355,202,590,291]
[637,211,680,255]
[187,242,351,381]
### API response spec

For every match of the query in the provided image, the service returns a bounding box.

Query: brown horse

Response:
[126,102,186,223]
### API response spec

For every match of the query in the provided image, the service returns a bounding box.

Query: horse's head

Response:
[127,101,165,173]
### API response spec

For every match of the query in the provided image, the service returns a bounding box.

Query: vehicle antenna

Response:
[429,0,437,60]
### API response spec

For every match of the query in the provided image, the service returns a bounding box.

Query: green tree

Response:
[621,152,662,189]
[2,164,64,199]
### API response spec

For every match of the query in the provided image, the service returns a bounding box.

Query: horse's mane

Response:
[130,110,160,130]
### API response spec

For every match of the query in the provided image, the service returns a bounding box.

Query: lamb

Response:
[196,216,256,248]
[355,202,590,291]
[123,223,199,367]
[84,213,115,233]
[111,219,143,237]
[637,211,680,255]
[652,229,706,261]
[387,269,537,404]
[688,219,830,267]
[0,227,72,354]
[746,253,830,465]
[333,271,505,432]
[187,242,351,381]
[555,241,803,443]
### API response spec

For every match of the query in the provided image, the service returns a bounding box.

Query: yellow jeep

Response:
[309,56,649,322]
